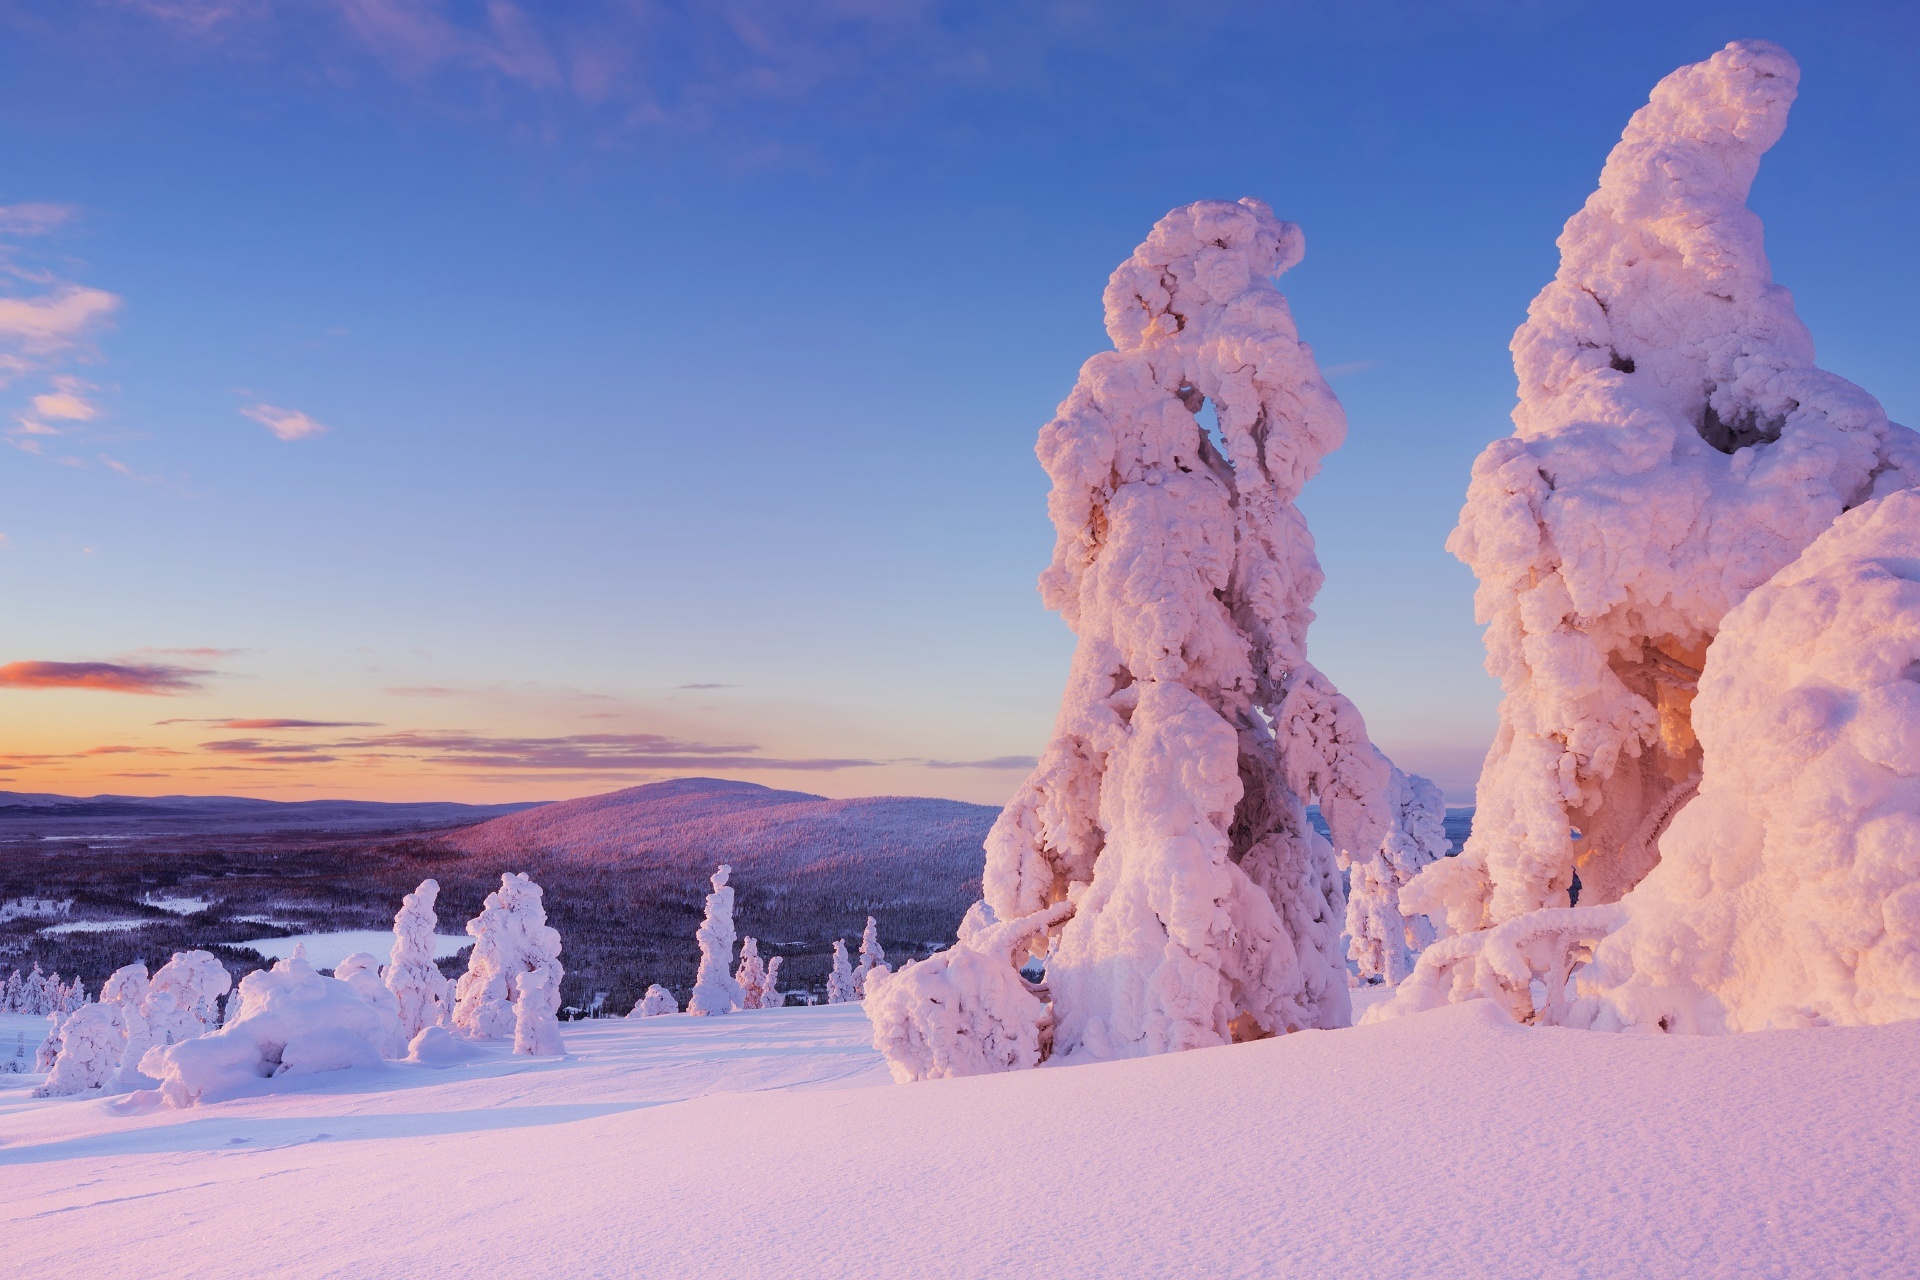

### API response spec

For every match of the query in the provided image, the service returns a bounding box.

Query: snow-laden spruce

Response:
[854,917,885,998]
[452,872,564,1040]
[630,984,678,1017]
[688,865,744,1016]
[825,939,858,1005]
[735,937,769,1010]
[1564,491,1920,1031]
[1345,769,1449,985]
[32,1002,124,1097]
[870,198,1437,1076]
[512,970,565,1055]
[386,878,451,1038]
[1405,40,1920,947]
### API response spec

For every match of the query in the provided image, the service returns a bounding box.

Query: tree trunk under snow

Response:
[1408,40,1920,945]
[870,198,1438,1078]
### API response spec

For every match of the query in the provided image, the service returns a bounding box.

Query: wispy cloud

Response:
[1323,359,1383,380]
[241,402,329,441]
[677,683,737,690]
[384,684,463,698]
[0,660,211,695]
[0,203,77,236]
[196,726,877,772]
[156,717,378,729]
[923,755,1038,770]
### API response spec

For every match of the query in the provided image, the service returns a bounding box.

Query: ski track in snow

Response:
[0,1002,1914,1278]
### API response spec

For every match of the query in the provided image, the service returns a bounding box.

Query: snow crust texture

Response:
[1417,40,1920,942]
[873,198,1439,1078]
[452,873,564,1040]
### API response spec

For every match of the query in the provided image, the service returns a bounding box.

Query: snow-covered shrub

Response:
[1562,491,1920,1031]
[735,937,769,1010]
[630,984,678,1017]
[36,1010,67,1072]
[512,970,565,1056]
[854,917,885,998]
[452,872,564,1040]
[144,952,404,1107]
[144,951,231,1044]
[386,878,450,1039]
[1410,40,1920,946]
[760,956,783,1009]
[866,902,1072,1083]
[1346,769,1449,985]
[687,864,744,1016]
[952,198,1437,1064]
[32,1003,126,1097]
[825,939,858,1005]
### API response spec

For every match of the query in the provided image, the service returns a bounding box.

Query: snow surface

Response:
[0,1002,1913,1277]
[240,931,472,971]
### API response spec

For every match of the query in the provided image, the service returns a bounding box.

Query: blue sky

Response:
[0,1,1915,803]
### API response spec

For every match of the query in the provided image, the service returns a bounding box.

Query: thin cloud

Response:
[241,403,329,441]
[0,203,77,236]
[0,285,121,360]
[195,726,875,772]
[923,756,1039,770]
[157,716,377,729]
[385,685,464,697]
[1323,359,1383,379]
[677,683,737,690]
[0,660,211,695]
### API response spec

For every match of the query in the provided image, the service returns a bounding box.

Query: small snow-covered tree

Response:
[825,939,858,1005]
[32,1002,125,1097]
[512,970,565,1056]
[761,956,783,1009]
[735,937,769,1010]
[1405,40,1920,950]
[687,865,744,1016]
[386,878,450,1040]
[854,917,885,997]
[1346,769,1450,985]
[36,1009,68,1072]
[630,984,678,1017]
[145,951,230,1043]
[453,873,564,1040]
[335,951,406,1054]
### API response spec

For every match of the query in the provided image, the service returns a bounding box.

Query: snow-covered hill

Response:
[445,777,997,917]
[1,999,1912,1278]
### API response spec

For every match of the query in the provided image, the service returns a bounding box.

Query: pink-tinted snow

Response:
[2,1002,1912,1278]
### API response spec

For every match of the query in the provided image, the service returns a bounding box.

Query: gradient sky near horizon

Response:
[1,1,1917,806]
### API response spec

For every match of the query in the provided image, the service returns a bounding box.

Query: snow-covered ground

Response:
[238,930,473,970]
[1,1001,1913,1278]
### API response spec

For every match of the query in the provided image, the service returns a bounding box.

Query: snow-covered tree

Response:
[1346,769,1450,985]
[687,864,744,1016]
[32,1002,125,1097]
[145,951,230,1044]
[1559,491,1920,1031]
[630,984,678,1017]
[452,872,565,1040]
[854,917,885,998]
[761,956,783,1009]
[36,1010,68,1072]
[825,939,858,1005]
[1403,41,1920,951]
[386,878,450,1040]
[512,970,565,1056]
[735,937,769,1010]
[870,198,1439,1077]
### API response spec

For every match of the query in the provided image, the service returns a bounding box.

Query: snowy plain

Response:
[1,999,1914,1279]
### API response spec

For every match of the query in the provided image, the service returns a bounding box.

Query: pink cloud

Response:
[0,660,211,695]
[241,403,329,441]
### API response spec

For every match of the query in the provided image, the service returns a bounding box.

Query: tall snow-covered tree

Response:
[825,940,858,1005]
[868,198,1439,1078]
[512,970,566,1056]
[1404,41,1920,949]
[687,864,744,1016]
[1345,769,1450,985]
[452,873,565,1040]
[386,878,451,1040]
[854,917,885,997]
